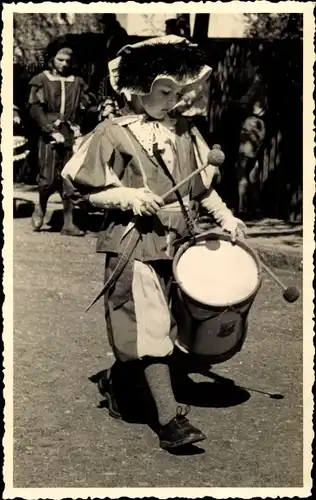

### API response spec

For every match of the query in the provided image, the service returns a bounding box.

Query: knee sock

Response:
[38,191,50,215]
[109,359,142,388]
[62,198,75,228]
[143,358,179,426]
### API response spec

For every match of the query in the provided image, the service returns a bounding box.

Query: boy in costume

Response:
[62,36,246,450]
[29,38,93,236]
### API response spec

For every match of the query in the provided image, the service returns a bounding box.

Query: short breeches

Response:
[104,256,178,362]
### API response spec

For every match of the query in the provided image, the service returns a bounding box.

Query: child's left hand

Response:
[221,217,247,242]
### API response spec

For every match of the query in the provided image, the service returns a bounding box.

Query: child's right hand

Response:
[132,188,164,216]
[88,187,164,215]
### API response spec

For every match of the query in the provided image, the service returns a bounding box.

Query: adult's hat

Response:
[108,35,212,101]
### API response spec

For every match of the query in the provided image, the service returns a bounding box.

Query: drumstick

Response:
[260,260,300,303]
[117,148,224,240]
[161,146,225,201]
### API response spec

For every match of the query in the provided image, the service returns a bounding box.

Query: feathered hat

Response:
[108,35,212,104]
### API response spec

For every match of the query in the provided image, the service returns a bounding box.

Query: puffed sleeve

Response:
[62,122,124,206]
[28,74,55,134]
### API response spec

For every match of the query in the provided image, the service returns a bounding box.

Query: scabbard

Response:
[85,224,141,312]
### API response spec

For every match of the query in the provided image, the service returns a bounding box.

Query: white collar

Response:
[43,70,75,82]
[123,115,177,157]
[112,111,176,128]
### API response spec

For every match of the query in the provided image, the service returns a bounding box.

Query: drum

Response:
[172,231,262,364]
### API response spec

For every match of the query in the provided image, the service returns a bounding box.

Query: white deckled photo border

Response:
[1,2,314,499]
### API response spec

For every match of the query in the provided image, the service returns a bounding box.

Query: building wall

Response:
[116,14,128,31]
[208,14,247,38]
[120,14,178,36]
[189,14,247,38]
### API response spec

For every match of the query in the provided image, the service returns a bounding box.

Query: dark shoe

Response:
[31,204,45,231]
[60,225,85,237]
[159,406,206,450]
[97,370,122,420]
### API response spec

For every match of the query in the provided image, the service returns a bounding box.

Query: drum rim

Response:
[173,230,262,309]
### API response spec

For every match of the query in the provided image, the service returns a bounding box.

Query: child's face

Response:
[140,79,184,119]
[53,51,72,75]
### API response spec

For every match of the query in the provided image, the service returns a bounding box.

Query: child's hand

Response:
[88,187,164,213]
[132,188,164,216]
[221,217,247,243]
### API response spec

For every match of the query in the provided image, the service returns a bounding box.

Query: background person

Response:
[235,60,269,218]
[29,38,93,236]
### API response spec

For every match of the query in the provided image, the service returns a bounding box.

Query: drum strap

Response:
[153,144,197,244]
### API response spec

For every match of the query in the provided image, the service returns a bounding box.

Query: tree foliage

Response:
[244,13,303,40]
[13,13,104,64]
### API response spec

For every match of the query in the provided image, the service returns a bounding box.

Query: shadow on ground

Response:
[89,363,251,457]
[44,208,104,234]
[13,198,35,218]
[89,358,251,423]
[13,203,105,235]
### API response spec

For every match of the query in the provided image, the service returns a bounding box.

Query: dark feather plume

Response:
[117,41,209,93]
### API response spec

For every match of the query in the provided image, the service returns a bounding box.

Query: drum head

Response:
[175,238,259,307]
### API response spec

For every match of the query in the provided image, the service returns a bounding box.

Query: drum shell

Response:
[172,231,262,364]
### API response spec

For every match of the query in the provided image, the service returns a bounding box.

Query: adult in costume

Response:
[29,39,93,236]
[62,36,246,450]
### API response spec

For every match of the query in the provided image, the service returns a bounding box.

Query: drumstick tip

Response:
[283,286,300,303]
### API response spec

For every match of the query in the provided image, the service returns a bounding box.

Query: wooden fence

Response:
[14,36,303,221]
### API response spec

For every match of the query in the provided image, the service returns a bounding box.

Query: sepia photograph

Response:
[2,2,314,498]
